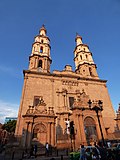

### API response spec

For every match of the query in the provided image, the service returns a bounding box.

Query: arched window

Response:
[38,60,42,68]
[40,46,43,53]
[69,97,74,109]
[80,55,82,60]
[41,39,44,43]
[89,67,93,76]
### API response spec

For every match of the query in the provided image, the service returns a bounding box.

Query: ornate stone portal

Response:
[22,97,57,148]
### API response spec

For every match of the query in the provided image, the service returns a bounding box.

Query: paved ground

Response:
[0,154,4,160]
[0,148,70,160]
[0,152,70,160]
[23,155,69,160]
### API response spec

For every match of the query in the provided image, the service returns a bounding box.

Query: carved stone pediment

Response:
[37,96,46,106]
[26,97,47,115]
[73,89,89,108]
[34,105,47,114]
[34,97,47,114]
[26,97,55,115]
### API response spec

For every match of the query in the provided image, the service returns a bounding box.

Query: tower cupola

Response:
[75,33,83,45]
[29,25,52,73]
[74,34,99,79]
[39,24,47,36]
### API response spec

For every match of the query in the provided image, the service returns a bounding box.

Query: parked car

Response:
[110,143,120,151]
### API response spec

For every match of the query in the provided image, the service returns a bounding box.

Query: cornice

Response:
[29,54,52,62]
[74,51,92,58]
[34,35,50,41]
[22,114,57,118]
[23,69,107,83]
[76,62,97,68]
[32,41,51,49]
[74,44,89,52]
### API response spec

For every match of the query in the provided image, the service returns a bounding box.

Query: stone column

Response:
[23,121,32,148]
[51,79,54,107]
[48,122,51,145]
[59,93,63,111]
[63,95,65,108]
[79,114,86,145]
[51,122,56,146]
[57,92,60,111]
[99,114,107,139]
[65,93,68,110]
[27,122,33,148]
[66,93,68,110]
[22,122,28,147]
[76,114,82,146]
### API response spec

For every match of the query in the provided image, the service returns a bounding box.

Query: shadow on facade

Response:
[3,129,69,160]
[56,124,71,148]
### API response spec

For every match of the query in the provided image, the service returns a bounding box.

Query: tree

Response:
[2,120,17,133]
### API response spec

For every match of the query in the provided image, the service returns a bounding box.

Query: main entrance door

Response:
[33,123,47,146]
[84,117,98,145]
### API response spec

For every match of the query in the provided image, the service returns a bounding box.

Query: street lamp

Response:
[70,121,74,151]
[88,99,105,146]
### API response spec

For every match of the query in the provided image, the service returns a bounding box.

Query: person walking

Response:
[34,144,37,158]
[96,141,107,160]
[45,142,49,156]
[80,145,86,160]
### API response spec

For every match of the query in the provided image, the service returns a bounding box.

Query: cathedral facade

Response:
[15,25,116,149]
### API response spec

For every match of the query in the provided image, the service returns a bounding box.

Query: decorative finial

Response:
[42,24,45,28]
[75,32,82,41]
[118,103,120,112]
[76,32,79,36]
[39,24,47,35]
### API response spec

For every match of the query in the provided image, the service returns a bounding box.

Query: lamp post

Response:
[70,121,75,151]
[88,100,105,146]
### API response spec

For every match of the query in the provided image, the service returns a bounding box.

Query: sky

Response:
[0,0,120,123]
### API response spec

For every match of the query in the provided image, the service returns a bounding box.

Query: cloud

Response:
[0,65,22,78]
[0,65,14,73]
[0,100,19,124]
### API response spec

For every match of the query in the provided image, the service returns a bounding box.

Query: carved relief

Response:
[26,96,47,115]
[73,89,89,108]
[34,106,47,114]
[62,80,78,86]
[34,123,47,133]
[26,105,34,114]
[35,97,47,114]
[26,96,56,115]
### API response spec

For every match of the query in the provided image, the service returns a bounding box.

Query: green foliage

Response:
[2,120,17,133]
[70,151,80,160]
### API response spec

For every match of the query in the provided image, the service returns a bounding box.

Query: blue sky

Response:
[0,0,120,123]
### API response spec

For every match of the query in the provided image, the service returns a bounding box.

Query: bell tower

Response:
[74,33,99,79]
[29,25,52,73]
